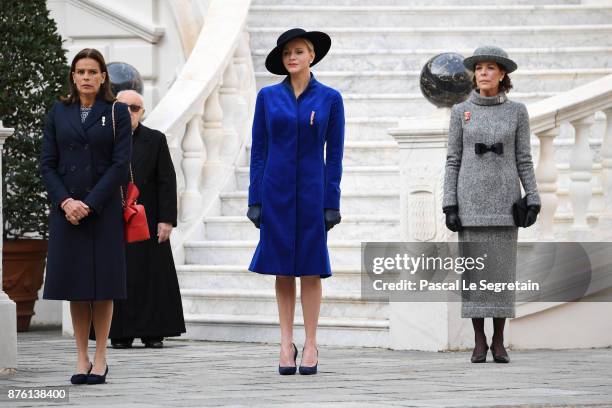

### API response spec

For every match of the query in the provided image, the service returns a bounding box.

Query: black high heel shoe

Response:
[70,362,92,385]
[299,347,318,375]
[86,365,109,384]
[278,343,298,375]
[491,343,510,363]
[470,345,488,364]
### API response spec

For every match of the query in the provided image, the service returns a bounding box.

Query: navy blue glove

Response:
[247,205,261,229]
[325,209,341,231]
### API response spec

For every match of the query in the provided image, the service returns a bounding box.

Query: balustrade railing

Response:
[143,0,255,262]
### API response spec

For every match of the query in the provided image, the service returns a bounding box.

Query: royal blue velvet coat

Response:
[40,99,131,300]
[248,75,345,278]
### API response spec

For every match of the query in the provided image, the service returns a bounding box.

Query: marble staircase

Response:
[177,0,612,348]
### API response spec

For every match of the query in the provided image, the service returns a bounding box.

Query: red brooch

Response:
[464,111,471,122]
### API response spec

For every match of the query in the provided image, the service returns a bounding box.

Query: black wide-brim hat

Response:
[265,28,331,75]
[463,45,517,73]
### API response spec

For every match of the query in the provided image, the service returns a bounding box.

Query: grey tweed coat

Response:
[443,90,540,226]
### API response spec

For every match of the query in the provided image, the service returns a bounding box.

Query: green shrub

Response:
[0,0,67,239]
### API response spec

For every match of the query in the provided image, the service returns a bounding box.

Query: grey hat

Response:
[463,45,517,73]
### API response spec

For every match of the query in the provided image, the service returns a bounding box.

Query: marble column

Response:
[387,109,470,351]
[0,121,17,373]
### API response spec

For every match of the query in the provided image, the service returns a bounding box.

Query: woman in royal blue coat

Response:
[40,48,131,384]
[247,28,345,375]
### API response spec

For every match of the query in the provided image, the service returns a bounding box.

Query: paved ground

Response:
[0,330,611,407]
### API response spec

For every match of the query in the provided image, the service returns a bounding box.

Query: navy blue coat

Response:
[40,99,132,300]
[248,75,345,278]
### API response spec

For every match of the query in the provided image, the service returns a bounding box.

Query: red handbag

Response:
[121,177,150,243]
[112,102,150,243]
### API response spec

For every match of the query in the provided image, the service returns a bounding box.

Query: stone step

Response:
[251,46,612,72]
[181,288,388,320]
[235,165,400,191]
[255,69,612,95]
[177,264,365,293]
[252,0,580,5]
[202,215,400,241]
[249,25,612,50]
[220,190,399,216]
[346,117,399,141]
[249,5,612,28]
[340,91,553,117]
[183,313,389,347]
[246,140,399,167]
[184,240,364,267]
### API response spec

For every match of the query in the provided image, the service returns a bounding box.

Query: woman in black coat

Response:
[40,48,131,384]
[108,90,185,348]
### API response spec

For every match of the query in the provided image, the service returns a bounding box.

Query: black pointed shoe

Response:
[470,345,488,363]
[86,365,109,385]
[70,362,92,385]
[298,347,318,375]
[491,345,510,363]
[278,343,298,375]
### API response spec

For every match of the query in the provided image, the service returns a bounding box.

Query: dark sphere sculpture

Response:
[419,53,473,108]
[107,62,144,96]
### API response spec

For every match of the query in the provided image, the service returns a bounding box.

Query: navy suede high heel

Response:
[70,362,92,385]
[86,365,108,385]
[278,343,298,375]
[298,347,318,375]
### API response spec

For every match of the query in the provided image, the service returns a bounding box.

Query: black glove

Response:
[325,209,341,231]
[246,205,261,229]
[523,205,540,228]
[443,206,462,232]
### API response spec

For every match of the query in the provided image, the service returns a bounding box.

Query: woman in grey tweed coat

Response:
[442,46,541,364]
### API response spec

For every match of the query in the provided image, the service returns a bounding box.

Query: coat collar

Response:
[67,103,86,140]
[469,90,507,106]
[131,123,151,172]
[82,98,109,131]
[281,73,318,100]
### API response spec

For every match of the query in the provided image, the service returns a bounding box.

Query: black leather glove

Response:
[524,205,540,228]
[443,206,462,232]
[246,204,261,229]
[325,209,341,231]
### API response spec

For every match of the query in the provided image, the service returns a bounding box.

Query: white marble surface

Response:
[249,26,612,51]
[249,4,612,29]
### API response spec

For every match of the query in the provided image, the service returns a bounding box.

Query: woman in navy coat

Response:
[247,28,345,375]
[40,48,131,384]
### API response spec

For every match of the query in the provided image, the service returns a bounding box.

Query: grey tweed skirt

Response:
[458,226,518,318]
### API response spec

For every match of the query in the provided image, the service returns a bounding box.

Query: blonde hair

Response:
[284,37,315,58]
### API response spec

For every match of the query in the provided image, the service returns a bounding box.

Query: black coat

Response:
[41,99,131,301]
[108,123,185,339]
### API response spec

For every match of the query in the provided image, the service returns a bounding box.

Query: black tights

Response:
[472,318,506,350]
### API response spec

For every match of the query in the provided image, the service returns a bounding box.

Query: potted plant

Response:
[0,1,67,331]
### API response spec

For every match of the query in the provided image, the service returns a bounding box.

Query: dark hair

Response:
[61,48,114,104]
[471,62,513,93]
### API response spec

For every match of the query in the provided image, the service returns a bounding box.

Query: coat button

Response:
[84,144,89,150]
[68,144,75,151]
[69,187,76,194]
[70,165,76,172]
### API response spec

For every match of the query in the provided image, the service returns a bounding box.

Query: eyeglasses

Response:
[127,104,143,113]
